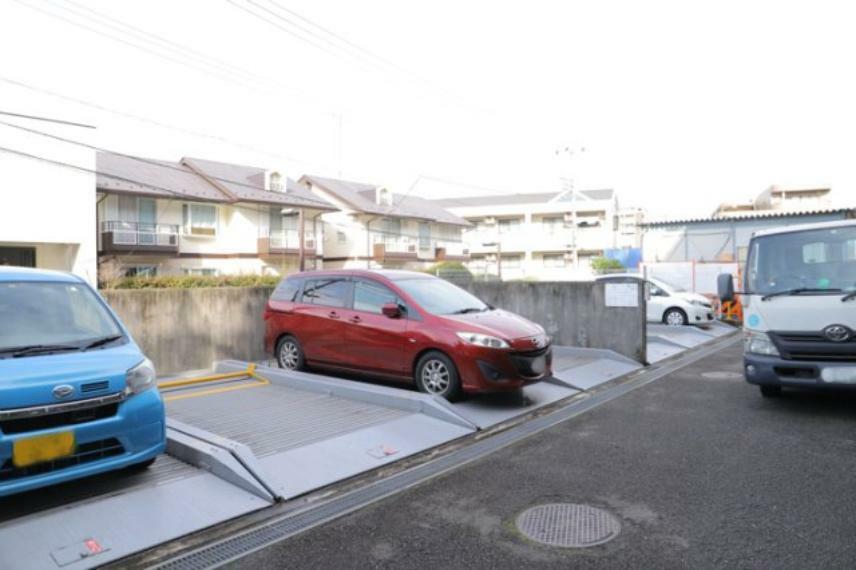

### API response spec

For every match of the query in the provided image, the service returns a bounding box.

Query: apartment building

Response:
[96,153,336,278]
[299,175,470,269]
[434,189,641,280]
[0,116,97,283]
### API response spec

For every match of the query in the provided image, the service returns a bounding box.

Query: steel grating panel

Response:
[166,384,409,457]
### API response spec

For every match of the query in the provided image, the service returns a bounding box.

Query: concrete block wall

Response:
[464,280,646,362]
[102,287,273,375]
[102,279,646,375]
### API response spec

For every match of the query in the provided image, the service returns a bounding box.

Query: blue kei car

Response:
[0,267,165,497]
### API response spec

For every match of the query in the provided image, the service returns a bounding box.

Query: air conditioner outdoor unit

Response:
[563,212,574,223]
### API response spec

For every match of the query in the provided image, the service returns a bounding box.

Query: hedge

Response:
[106,274,282,290]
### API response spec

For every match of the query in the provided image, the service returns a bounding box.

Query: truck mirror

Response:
[717,273,735,302]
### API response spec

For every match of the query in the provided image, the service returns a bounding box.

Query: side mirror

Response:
[717,273,735,302]
[381,303,402,318]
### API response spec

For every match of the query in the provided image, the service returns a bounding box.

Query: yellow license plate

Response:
[13,432,76,468]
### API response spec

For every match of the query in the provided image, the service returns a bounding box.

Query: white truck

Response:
[718,219,856,397]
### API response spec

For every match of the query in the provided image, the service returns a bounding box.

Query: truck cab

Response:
[718,220,856,397]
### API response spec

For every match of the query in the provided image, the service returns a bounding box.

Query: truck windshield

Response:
[746,226,856,296]
[0,281,124,356]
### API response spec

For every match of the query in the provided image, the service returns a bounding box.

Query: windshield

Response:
[395,278,488,315]
[0,281,124,355]
[650,277,687,293]
[746,226,856,295]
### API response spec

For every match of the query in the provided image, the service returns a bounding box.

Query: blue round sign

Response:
[747,314,760,328]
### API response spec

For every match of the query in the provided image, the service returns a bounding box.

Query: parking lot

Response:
[0,322,733,569]
[226,339,856,570]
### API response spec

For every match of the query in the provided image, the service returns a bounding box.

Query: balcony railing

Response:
[370,231,417,260]
[100,221,179,252]
[258,229,319,256]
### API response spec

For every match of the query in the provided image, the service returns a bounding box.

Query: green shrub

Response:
[590,256,625,274]
[422,260,472,276]
[107,274,281,290]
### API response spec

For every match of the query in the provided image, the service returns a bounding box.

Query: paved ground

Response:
[229,341,856,569]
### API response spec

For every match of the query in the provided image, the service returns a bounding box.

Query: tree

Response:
[590,256,624,274]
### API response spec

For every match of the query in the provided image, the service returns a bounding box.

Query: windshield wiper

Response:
[83,335,124,349]
[0,344,82,358]
[761,287,842,301]
[451,307,487,314]
[843,291,856,302]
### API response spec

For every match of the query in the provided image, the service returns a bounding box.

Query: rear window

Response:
[302,279,352,308]
[271,277,301,302]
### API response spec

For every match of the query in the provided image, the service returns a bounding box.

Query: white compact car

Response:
[597,274,715,326]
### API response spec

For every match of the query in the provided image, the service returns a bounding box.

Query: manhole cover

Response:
[515,503,621,548]
[701,371,742,380]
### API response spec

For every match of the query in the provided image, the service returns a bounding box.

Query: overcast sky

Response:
[2,0,854,218]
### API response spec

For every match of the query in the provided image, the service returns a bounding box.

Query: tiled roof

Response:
[432,188,615,208]
[301,175,470,226]
[96,153,335,210]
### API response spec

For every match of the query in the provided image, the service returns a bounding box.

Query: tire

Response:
[126,457,156,472]
[760,385,782,398]
[276,335,306,371]
[415,351,463,401]
[663,308,688,327]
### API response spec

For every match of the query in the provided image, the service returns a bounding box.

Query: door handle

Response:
[328,311,340,319]
[349,315,362,324]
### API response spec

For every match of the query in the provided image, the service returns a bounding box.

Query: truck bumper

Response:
[744,354,856,389]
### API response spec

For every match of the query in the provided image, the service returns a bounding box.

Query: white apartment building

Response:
[299,175,470,270]
[0,116,97,284]
[434,189,642,280]
[96,153,336,278]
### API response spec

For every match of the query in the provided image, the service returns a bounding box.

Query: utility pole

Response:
[298,208,306,272]
[555,145,585,270]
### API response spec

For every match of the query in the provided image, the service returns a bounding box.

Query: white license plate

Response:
[820,367,856,384]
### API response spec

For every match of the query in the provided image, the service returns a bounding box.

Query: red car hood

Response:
[441,309,544,341]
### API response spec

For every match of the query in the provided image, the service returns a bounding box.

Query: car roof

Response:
[594,273,645,281]
[0,266,83,283]
[285,269,433,281]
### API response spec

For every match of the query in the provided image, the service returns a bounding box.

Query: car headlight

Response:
[744,330,780,356]
[125,358,157,396]
[690,299,706,306]
[456,332,510,349]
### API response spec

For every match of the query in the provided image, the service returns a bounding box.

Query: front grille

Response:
[770,331,856,362]
[0,438,125,481]
[0,402,119,435]
[81,380,110,394]
[509,346,552,378]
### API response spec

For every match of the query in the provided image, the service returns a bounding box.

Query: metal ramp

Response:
[647,322,737,363]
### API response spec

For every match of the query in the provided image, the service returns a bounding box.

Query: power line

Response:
[0,144,465,243]
[0,75,325,169]
[0,110,95,129]
[0,118,331,206]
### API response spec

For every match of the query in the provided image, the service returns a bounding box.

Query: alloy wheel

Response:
[279,341,300,369]
[421,360,450,394]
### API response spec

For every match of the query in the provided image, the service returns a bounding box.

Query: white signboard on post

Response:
[604,282,639,307]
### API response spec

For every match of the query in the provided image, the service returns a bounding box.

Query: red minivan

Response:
[263,270,552,400]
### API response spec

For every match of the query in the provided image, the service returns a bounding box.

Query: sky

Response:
[1,0,855,219]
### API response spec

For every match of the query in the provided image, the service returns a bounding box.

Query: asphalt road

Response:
[230,341,856,569]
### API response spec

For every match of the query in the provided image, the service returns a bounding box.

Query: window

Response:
[124,265,157,278]
[501,255,522,269]
[302,278,351,308]
[183,268,218,276]
[542,217,564,233]
[271,277,302,302]
[379,218,401,234]
[543,253,566,268]
[336,231,347,243]
[183,204,218,236]
[498,218,522,233]
[353,280,399,314]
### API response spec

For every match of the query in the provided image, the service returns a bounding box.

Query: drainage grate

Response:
[516,503,620,548]
[701,371,742,380]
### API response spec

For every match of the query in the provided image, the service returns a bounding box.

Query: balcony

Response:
[434,240,470,261]
[258,229,319,257]
[100,221,179,254]
[371,232,418,261]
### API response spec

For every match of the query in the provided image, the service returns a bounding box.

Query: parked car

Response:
[264,270,552,400]
[596,274,715,326]
[0,267,166,497]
